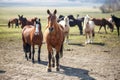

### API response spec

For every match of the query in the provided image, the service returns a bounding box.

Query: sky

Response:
[0,0,104,7]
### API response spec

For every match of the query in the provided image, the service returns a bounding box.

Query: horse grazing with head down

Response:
[18,15,37,28]
[44,9,64,72]
[111,15,120,36]
[59,16,70,43]
[22,18,43,63]
[8,18,19,28]
[83,15,95,44]
[92,18,114,33]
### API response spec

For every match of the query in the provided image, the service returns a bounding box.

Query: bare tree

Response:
[100,0,120,13]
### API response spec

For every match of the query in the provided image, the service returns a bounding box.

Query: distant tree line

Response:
[100,0,120,13]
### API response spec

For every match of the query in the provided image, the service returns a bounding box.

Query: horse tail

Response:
[8,21,10,28]
[23,43,31,53]
[60,44,63,58]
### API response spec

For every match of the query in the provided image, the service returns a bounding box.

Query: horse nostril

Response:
[49,27,54,32]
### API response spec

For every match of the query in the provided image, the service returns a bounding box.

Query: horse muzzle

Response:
[49,27,54,32]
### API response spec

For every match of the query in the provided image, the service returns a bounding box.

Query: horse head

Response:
[47,9,57,32]
[18,15,27,28]
[34,18,41,35]
[64,16,69,27]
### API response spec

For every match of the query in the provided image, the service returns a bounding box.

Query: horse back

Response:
[22,25,34,44]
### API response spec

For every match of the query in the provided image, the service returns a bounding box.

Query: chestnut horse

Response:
[83,15,95,44]
[18,15,37,28]
[22,18,43,63]
[8,18,19,28]
[92,18,114,33]
[44,9,64,72]
[59,16,70,43]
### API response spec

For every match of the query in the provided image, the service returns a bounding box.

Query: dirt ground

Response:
[0,35,120,80]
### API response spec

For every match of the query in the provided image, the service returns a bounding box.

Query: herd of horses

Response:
[8,9,120,72]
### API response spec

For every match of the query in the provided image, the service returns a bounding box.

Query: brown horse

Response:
[44,9,64,72]
[92,18,114,33]
[8,18,19,28]
[22,18,43,63]
[18,15,37,28]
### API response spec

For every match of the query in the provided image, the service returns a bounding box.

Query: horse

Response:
[111,15,120,36]
[108,17,114,27]
[83,15,95,44]
[58,15,83,35]
[92,18,114,33]
[8,18,19,28]
[59,16,70,43]
[18,15,37,28]
[22,18,43,63]
[44,9,64,72]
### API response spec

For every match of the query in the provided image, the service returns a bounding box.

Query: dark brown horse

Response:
[18,15,37,28]
[8,18,19,28]
[22,18,43,63]
[44,9,64,72]
[92,18,114,33]
[111,15,120,36]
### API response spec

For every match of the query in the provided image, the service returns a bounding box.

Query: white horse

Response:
[59,16,70,43]
[83,15,95,44]
[108,17,114,29]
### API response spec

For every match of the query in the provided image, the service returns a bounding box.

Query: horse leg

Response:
[52,52,55,67]
[85,33,88,44]
[117,26,119,36]
[38,45,41,63]
[88,33,91,43]
[66,33,69,44]
[98,26,102,33]
[29,46,31,59]
[32,45,35,63]
[48,51,52,72]
[23,44,28,60]
[104,26,107,34]
[56,51,60,71]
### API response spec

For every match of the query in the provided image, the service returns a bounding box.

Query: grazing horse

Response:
[44,9,64,72]
[83,15,95,44]
[22,18,43,63]
[111,15,120,36]
[58,15,83,35]
[108,17,114,28]
[59,16,70,43]
[92,18,114,33]
[8,18,19,28]
[18,15,37,28]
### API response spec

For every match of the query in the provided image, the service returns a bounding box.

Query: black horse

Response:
[111,15,120,36]
[58,15,83,35]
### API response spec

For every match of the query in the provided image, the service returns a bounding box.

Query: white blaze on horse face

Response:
[35,24,39,35]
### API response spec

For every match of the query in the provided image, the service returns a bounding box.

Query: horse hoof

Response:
[52,64,55,67]
[47,69,52,72]
[56,68,60,71]
[32,60,35,64]
[38,60,41,64]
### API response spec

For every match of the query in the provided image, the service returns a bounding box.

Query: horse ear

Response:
[54,9,57,15]
[18,15,20,17]
[47,9,51,15]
